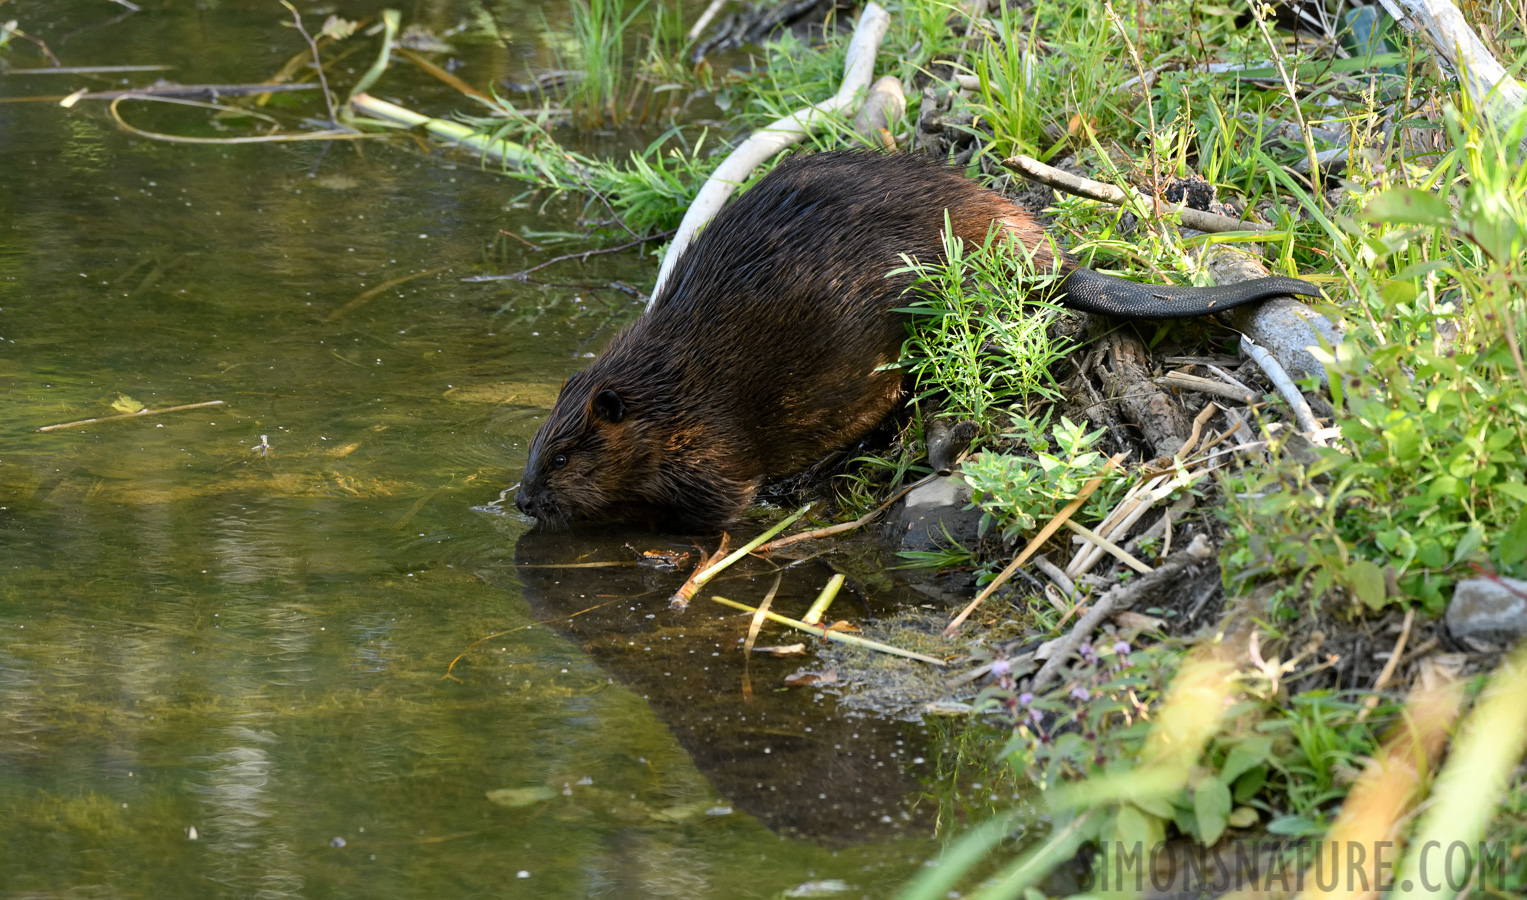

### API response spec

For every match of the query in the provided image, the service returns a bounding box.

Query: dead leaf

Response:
[753,644,806,657]
[625,544,690,569]
[783,668,838,687]
[1114,610,1167,636]
[111,394,145,414]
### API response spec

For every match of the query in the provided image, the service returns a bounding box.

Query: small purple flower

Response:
[1114,640,1131,656]
[990,659,1012,677]
[1070,686,1091,702]
[1079,642,1097,664]
[1018,692,1033,706]
[1028,708,1044,725]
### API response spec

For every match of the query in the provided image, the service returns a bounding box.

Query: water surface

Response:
[0,3,942,896]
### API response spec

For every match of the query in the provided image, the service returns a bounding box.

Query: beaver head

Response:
[514,370,657,528]
[514,359,762,533]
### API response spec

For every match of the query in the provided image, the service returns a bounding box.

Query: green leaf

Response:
[1113,803,1155,850]
[1266,815,1323,836]
[111,394,145,414]
[1495,482,1527,504]
[1232,765,1268,803]
[1453,523,1486,566]
[1361,188,1452,227]
[1221,737,1272,784]
[1346,559,1388,609]
[1194,777,1232,845]
[1502,516,1527,566]
[1132,792,1175,820]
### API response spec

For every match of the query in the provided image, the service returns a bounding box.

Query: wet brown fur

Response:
[515,151,1061,532]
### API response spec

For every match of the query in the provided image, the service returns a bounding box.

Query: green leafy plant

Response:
[961,415,1113,542]
[894,219,1071,427]
[1223,105,1527,614]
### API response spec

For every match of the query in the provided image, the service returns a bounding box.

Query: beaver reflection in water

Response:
[514,151,1317,532]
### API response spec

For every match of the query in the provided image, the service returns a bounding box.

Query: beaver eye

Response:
[552,453,569,469]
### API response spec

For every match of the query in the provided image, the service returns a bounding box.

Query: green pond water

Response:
[0,3,948,897]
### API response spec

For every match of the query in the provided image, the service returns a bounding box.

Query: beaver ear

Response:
[591,388,626,424]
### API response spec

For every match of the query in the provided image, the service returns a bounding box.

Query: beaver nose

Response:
[514,490,534,517]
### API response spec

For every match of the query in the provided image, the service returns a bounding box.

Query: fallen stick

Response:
[1030,535,1214,692]
[710,595,945,666]
[5,65,172,75]
[349,92,534,167]
[669,504,811,609]
[1205,363,1257,397]
[649,2,891,302]
[1066,472,1166,578]
[1240,334,1325,440]
[944,454,1124,636]
[1066,402,1214,576]
[396,47,493,104]
[1002,155,1274,235]
[107,95,376,145]
[1359,606,1415,720]
[73,83,317,100]
[1073,463,1221,579]
[686,0,730,41]
[1061,519,1153,574]
[1157,370,1258,405]
[668,535,732,611]
[759,472,936,552]
[38,400,224,432]
[1380,0,1527,130]
[1031,554,1076,603]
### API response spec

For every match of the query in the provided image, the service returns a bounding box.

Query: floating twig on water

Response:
[800,574,844,626]
[757,472,935,552]
[669,504,811,609]
[38,400,225,432]
[710,595,945,666]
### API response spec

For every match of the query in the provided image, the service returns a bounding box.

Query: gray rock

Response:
[1231,296,1345,387]
[897,474,984,552]
[1205,245,1344,387]
[1446,576,1527,645]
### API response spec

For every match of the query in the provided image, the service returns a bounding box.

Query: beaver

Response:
[513,151,1318,532]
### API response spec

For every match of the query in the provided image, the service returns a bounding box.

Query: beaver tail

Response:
[1055,267,1321,319]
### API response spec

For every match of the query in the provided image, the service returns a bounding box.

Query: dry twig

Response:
[711,595,944,665]
[1002,155,1273,234]
[1031,535,1214,692]
[1240,334,1325,440]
